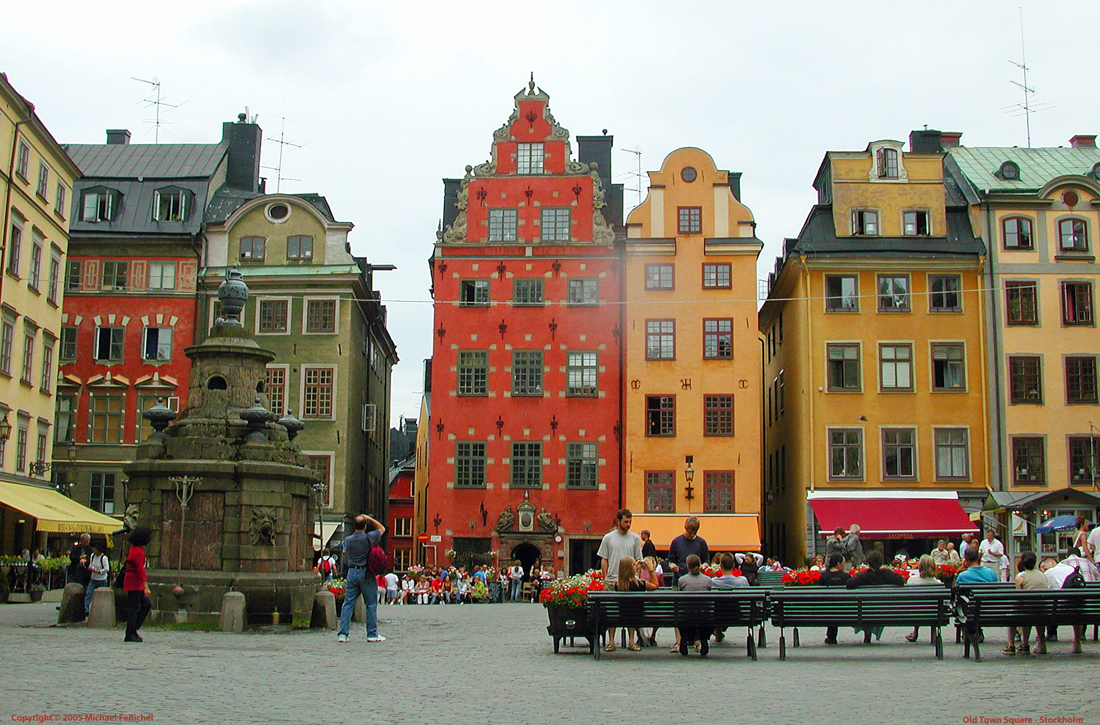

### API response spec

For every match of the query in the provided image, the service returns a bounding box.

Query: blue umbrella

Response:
[1035,514,1091,535]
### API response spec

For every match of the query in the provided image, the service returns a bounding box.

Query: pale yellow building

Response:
[760,132,986,564]
[623,148,762,552]
[1,74,111,554]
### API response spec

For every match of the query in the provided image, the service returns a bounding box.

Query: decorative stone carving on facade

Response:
[249,506,278,545]
[123,504,140,532]
[494,505,515,532]
[537,508,556,533]
[517,494,536,532]
[565,160,589,175]
[472,161,497,177]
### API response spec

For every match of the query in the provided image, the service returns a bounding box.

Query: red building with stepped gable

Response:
[427,80,624,576]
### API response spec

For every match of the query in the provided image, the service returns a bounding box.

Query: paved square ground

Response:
[0,601,1094,725]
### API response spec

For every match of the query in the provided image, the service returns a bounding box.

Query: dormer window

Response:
[851,209,879,236]
[517,143,544,174]
[240,236,266,261]
[877,148,899,179]
[998,160,1020,181]
[154,188,189,222]
[1091,162,1100,181]
[81,188,118,222]
[903,210,930,236]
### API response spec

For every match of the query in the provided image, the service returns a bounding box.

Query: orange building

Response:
[622,148,762,553]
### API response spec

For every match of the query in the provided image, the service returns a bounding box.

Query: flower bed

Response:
[781,566,912,586]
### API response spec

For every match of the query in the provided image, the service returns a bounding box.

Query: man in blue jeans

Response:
[335,513,387,643]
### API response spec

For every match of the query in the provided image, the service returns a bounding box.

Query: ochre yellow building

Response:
[760,133,986,565]
[623,148,762,552]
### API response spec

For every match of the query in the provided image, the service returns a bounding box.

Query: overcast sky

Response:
[7,1,1100,425]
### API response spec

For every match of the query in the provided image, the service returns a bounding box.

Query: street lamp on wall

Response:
[0,414,11,443]
[684,455,695,502]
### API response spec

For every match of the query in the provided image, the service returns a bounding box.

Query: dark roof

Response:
[786,205,985,259]
[63,142,229,179]
[68,179,211,236]
[205,188,338,225]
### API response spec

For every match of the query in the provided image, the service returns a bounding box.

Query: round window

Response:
[265,203,290,223]
[1062,190,1079,208]
[681,166,697,182]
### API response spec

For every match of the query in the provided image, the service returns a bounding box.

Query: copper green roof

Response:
[948,145,1100,194]
[201,265,362,277]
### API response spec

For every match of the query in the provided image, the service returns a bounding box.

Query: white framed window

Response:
[877,147,899,178]
[257,297,291,334]
[142,327,172,361]
[516,143,544,174]
[153,189,188,221]
[81,190,116,222]
[304,452,335,507]
[301,366,336,419]
[148,261,177,291]
[303,297,338,334]
[361,403,377,432]
[264,364,289,417]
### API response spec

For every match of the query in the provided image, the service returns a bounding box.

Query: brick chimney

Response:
[1069,135,1096,149]
[939,132,963,148]
[106,129,131,145]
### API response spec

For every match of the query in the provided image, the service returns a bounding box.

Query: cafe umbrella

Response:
[1035,514,1092,535]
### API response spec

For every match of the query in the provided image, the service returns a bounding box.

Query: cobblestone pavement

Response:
[0,601,1095,725]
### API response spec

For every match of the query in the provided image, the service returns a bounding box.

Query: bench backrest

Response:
[754,571,786,589]
[770,587,950,627]
[962,589,1100,625]
[588,591,767,628]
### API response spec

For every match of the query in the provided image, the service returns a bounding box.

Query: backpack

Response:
[319,557,334,575]
[1062,566,1086,589]
[366,541,387,577]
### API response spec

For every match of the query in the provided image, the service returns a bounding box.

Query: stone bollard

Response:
[219,592,246,633]
[57,583,87,624]
[87,587,116,629]
[352,595,365,623]
[311,590,337,630]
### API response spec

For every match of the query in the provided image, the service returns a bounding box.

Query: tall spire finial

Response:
[529,73,536,94]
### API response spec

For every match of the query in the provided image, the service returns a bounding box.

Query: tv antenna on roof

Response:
[619,147,644,211]
[261,115,306,192]
[1002,8,1054,148]
[132,77,184,143]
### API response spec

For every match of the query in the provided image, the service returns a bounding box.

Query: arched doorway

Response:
[510,542,541,577]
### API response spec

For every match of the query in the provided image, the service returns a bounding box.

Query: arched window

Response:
[877,148,899,179]
[998,161,1020,180]
[1059,218,1089,252]
[1002,216,1034,250]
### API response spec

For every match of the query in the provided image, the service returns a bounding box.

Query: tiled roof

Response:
[63,142,229,179]
[948,145,1100,194]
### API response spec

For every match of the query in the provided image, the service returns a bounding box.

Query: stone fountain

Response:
[124,269,320,626]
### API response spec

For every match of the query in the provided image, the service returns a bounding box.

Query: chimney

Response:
[441,179,462,231]
[910,129,945,154]
[106,129,131,145]
[222,119,263,192]
[1070,135,1097,149]
[939,132,963,148]
[728,171,743,202]
[577,133,623,227]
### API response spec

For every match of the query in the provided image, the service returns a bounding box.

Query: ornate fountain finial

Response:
[216,267,249,328]
[142,396,178,438]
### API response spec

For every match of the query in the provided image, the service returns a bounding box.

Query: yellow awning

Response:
[0,480,121,535]
[629,514,761,551]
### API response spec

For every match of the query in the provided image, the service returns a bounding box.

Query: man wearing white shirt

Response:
[978,529,1004,576]
[1087,524,1100,562]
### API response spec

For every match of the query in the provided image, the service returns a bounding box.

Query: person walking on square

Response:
[509,561,525,602]
[68,533,93,587]
[640,529,657,560]
[123,527,153,643]
[335,514,387,643]
[978,529,1004,576]
[825,528,848,567]
[597,509,642,588]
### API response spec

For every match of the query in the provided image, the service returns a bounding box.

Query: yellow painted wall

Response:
[0,81,79,483]
[829,151,946,238]
[623,148,762,531]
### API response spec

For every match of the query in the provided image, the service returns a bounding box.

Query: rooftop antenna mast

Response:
[1004,8,1053,148]
[132,77,181,143]
[619,147,644,210]
[261,115,304,193]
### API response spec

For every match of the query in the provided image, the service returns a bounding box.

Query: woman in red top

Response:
[123,526,153,642]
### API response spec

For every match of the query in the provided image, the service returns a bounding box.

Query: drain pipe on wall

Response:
[0,101,35,305]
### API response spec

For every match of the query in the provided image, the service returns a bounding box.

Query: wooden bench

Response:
[769,587,951,660]
[954,588,1100,661]
[587,590,768,660]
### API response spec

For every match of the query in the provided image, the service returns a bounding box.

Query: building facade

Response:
[202,191,397,539]
[55,119,262,516]
[0,74,83,553]
[427,81,623,575]
[760,132,986,565]
[622,147,763,553]
[945,133,1100,559]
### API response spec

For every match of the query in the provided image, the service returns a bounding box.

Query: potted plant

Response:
[28,584,45,602]
[541,570,604,652]
[326,578,346,615]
